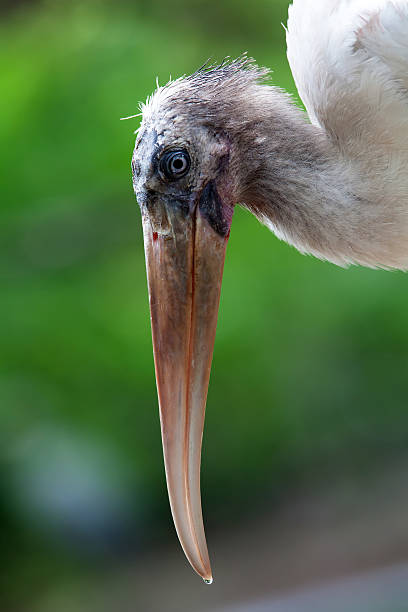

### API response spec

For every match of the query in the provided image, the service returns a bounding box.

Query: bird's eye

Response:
[160,150,191,180]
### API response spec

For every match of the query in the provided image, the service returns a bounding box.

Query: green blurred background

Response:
[2,1,408,610]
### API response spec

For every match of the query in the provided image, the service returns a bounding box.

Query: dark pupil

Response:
[161,150,190,180]
[172,158,184,171]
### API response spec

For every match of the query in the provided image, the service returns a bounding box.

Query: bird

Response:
[130,0,408,584]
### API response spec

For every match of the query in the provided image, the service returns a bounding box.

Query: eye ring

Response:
[160,150,191,181]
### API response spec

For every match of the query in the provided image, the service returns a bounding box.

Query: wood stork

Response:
[130,0,408,583]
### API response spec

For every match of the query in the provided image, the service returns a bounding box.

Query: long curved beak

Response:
[141,193,232,582]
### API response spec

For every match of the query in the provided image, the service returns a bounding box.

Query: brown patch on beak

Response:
[142,190,232,582]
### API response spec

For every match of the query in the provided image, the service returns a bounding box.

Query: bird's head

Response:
[131,58,271,583]
[133,103,236,232]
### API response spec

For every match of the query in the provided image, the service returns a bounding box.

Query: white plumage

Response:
[286,0,408,268]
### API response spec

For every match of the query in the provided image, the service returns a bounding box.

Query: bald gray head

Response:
[131,58,303,231]
[131,56,329,251]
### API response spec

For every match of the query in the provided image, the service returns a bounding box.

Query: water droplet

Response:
[204,578,213,585]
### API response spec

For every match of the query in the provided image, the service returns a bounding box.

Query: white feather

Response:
[284,0,408,268]
[287,1,408,145]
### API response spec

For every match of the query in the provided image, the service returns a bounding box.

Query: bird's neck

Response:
[237,93,407,269]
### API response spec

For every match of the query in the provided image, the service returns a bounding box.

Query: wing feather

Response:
[287,0,408,155]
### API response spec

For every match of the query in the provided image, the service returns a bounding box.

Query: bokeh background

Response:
[2,1,408,610]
